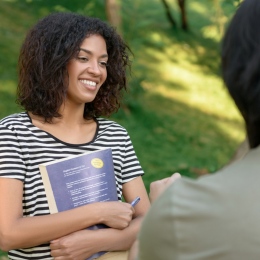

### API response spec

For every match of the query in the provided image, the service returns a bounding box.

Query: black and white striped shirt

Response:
[0,112,144,260]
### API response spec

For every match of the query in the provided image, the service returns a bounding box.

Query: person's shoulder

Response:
[185,146,260,193]
[96,117,128,133]
[165,154,257,210]
[0,112,29,130]
[169,170,228,202]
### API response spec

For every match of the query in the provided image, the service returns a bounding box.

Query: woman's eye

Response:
[99,61,108,67]
[77,56,88,62]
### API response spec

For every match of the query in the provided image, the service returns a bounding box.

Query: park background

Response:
[0,0,244,257]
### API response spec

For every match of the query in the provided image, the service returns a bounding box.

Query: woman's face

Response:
[66,34,108,105]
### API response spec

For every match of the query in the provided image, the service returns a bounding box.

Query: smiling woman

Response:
[0,12,150,260]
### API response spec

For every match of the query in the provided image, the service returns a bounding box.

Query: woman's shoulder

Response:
[0,112,30,129]
[96,117,128,133]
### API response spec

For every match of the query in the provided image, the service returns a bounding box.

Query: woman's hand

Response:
[100,201,134,229]
[50,230,98,260]
[149,173,181,203]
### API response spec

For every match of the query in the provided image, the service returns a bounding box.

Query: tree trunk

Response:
[177,0,188,30]
[161,0,177,28]
[105,0,122,35]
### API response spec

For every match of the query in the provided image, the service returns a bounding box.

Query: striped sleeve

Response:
[121,132,144,182]
[95,118,144,184]
[0,124,26,181]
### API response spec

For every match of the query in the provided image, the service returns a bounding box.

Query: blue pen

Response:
[130,196,141,207]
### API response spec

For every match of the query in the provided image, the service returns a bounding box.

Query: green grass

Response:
[0,0,243,256]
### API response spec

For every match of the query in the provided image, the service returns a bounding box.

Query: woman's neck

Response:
[28,107,97,144]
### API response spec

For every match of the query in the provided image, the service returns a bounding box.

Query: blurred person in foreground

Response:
[129,0,260,259]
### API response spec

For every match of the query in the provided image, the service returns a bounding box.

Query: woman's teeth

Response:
[80,80,97,86]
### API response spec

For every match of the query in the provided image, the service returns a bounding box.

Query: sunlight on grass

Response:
[150,32,163,44]
[141,37,244,145]
[202,25,223,41]
[189,1,208,15]
[188,0,232,42]
[143,81,244,141]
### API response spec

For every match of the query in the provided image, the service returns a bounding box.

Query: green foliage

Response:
[0,0,243,256]
[112,0,244,188]
[229,0,244,6]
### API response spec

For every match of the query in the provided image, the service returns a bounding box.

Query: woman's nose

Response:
[86,61,102,76]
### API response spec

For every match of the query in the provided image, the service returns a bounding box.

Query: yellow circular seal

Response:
[91,158,104,168]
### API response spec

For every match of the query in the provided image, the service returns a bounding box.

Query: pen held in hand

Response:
[130,197,141,207]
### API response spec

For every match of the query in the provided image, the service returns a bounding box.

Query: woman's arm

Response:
[101,176,150,250]
[50,176,150,259]
[0,178,134,251]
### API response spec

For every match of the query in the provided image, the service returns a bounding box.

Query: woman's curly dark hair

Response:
[17,12,131,122]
